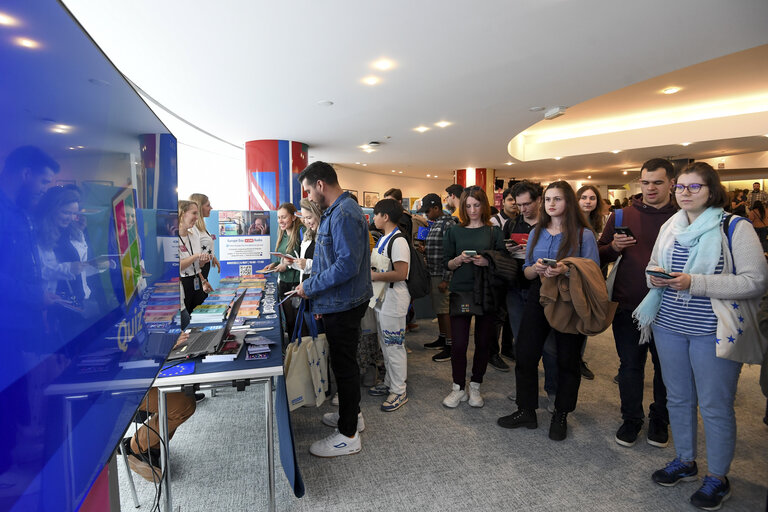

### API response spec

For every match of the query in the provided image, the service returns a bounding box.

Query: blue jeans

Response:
[507,288,557,394]
[652,324,742,476]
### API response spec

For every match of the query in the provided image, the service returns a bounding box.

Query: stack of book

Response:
[142,279,181,324]
[244,333,275,360]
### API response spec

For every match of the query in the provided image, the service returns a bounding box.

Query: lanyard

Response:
[178,234,199,273]
[376,227,400,255]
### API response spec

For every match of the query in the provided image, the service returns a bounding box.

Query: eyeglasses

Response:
[517,201,535,208]
[673,184,706,194]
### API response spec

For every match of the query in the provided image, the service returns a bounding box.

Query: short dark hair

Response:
[445,184,464,198]
[297,161,338,187]
[373,198,403,224]
[511,180,543,201]
[2,146,60,175]
[383,188,403,201]
[502,187,515,200]
[677,162,728,208]
[754,182,760,185]
[640,158,675,180]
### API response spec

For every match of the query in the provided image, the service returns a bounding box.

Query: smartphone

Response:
[646,269,674,279]
[504,239,519,246]
[615,226,635,238]
[541,258,558,267]
[463,250,478,257]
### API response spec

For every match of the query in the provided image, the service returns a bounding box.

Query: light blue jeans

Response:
[652,324,742,476]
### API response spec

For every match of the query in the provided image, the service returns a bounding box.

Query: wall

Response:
[333,164,453,206]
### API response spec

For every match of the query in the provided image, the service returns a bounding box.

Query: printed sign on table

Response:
[217,210,271,277]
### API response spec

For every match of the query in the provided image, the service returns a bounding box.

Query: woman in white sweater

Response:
[634,162,768,511]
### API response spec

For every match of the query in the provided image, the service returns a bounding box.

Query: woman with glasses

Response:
[441,186,506,409]
[634,162,768,511]
[497,181,598,441]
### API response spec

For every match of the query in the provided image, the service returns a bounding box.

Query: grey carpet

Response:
[117,318,768,511]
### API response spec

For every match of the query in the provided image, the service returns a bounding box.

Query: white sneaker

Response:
[507,391,516,401]
[321,412,365,432]
[309,430,361,458]
[468,381,484,408]
[442,383,468,408]
[331,393,339,406]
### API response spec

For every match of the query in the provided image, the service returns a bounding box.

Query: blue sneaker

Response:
[690,476,731,511]
[652,458,698,486]
[367,383,389,396]
[381,391,408,411]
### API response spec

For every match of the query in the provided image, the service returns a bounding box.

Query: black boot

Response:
[549,410,568,441]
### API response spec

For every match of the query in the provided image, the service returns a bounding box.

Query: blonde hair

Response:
[275,203,304,254]
[189,193,210,234]
[178,200,197,229]
[299,198,322,241]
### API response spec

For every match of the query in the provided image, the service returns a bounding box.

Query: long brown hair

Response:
[189,193,210,234]
[458,186,492,227]
[35,187,80,248]
[528,181,591,261]
[275,203,304,254]
[576,184,604,233]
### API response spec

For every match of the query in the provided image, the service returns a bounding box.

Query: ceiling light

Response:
[362,76,380,86]
[554,157,562,160]
[398,171,403,174]
[372,58,395,71]
[355,162,361,165]
[662,87,681,95]
[623,171,628,175]
[587,175,592,179]
[68,146,76,150]
[363,148,375,153]
[391,169,396,172]
[611,149,621,154]
[362,164,367,166]
[426,174,431,177]
[680,142,691,146]
[505,161,514,166]
[316,100,334,107]
[434,175,438,178]
[529,106,545,112]
[434,121,452,128]
[15,37,40,49]
[50,124,71,134]
[76,146,84,149]
[414,126,430,133]
[359,144,370,150]
[0,12,18,26]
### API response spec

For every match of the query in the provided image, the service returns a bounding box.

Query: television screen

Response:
[0,1,178,510]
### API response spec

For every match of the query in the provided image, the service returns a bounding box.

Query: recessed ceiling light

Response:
[0,12,19,26]
[362,164,367,166]
[662,86,681,95]
[363,148,375,153]
[68,146,76,150]
[587,175,592,179]
[426,174,431,177]
[15,37,40,49]
[554,156,562,160]
[529,106,545,112]
[359,144,370,150]
[391,169,396,173]
[434,121,452,128]
[398,171,403,174]
[51,124,71,134]
[505,161,514,166]
[362,76,380,86]
[623,171,628,175]
[611,149,621,154]
[355,162,361,165]
[372,58,395,71]
[680,142,691,146]
[414,126,430,133]
[434,175,438,178]
[76,145,84,149]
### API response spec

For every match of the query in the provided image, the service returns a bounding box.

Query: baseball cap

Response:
[418,193,442,213]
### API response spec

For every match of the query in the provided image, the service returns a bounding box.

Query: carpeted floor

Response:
[117,318,768,511]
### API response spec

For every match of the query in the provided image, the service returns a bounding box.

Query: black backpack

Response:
[386,232,430,299]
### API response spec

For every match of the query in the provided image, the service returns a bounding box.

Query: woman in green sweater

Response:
[442,186,505,409]
[266,203,303,338]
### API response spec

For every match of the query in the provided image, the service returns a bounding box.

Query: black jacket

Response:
[474,249,518,312]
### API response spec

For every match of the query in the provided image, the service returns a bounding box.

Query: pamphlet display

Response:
[206,210,272,278]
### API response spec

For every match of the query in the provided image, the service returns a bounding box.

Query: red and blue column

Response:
[245,140,308,210]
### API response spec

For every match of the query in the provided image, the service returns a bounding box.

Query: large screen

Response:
[0,1,179,510]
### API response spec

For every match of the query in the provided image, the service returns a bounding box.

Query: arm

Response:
[687,221,768,299]
[372,261,409,282]
[443,229,473,270]
[579,229,600,266]
[303,211,367,296]
[597,212,620,265]
[179,253,199,272]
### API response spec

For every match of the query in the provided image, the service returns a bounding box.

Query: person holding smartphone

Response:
[441,186,506,409]
[497,181,598,441]
[635,162,768,511]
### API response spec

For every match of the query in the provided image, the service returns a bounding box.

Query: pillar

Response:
[454,168,493,192]
[245,140,308,210]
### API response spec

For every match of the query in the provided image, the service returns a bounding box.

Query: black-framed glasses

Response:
[674,184,706,194]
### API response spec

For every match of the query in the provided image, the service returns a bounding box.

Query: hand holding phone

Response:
[462,250,478,257]
[541,258,558,268]
[646,269,673,279]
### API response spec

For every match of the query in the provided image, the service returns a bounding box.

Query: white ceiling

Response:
[62,0,768,184]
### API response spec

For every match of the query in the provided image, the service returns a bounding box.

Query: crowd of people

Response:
[270,159,768,512]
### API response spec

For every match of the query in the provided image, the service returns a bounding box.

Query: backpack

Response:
[386,232,430,299]
[722,213,748,271]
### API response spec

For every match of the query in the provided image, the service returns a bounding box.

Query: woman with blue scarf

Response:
[634,162,768,511]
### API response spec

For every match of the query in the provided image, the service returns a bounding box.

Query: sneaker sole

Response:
[615,435,638,447]
[442,396,468,408]
[309,447,361,458]
[423,344,446,350]
[381,398,408,412]
[468,400,484,408]
[367,389,389,396]
[647,437,669,448]
[692,490,731,511]
[654,475,698,487]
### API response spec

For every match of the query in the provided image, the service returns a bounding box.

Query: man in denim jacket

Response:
[295,161,372,457]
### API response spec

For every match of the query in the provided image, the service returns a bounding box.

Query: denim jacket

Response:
[303,192,372,314]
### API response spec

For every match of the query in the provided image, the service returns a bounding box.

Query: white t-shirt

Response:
[178,227,203,277]
[376,233,411,317]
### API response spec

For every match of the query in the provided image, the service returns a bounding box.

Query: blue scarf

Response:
[632,207,724,342]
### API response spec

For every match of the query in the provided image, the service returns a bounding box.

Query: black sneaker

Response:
[195,392,206,403]
[488,354,510,372]
[500,348,516,362]
[432,346,451,362]
[497,409,537,429]
[690,475,731,510]
[652,458,698,487]
[615,419,643,447]
[580,360,594,380]
[424,337,446,350]
[549,410,568,441]
[613,373,620,385]
[647,418,669,448]
[123,439,162,482]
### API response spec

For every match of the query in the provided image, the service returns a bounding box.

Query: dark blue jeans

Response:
[613,308,668,424]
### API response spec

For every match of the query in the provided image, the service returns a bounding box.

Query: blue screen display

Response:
[0,1,179,510]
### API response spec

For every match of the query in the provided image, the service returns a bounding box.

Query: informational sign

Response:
[217,210,271,276]
[112,187,143,303]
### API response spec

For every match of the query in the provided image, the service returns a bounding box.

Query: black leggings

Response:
[181,274,207,313]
